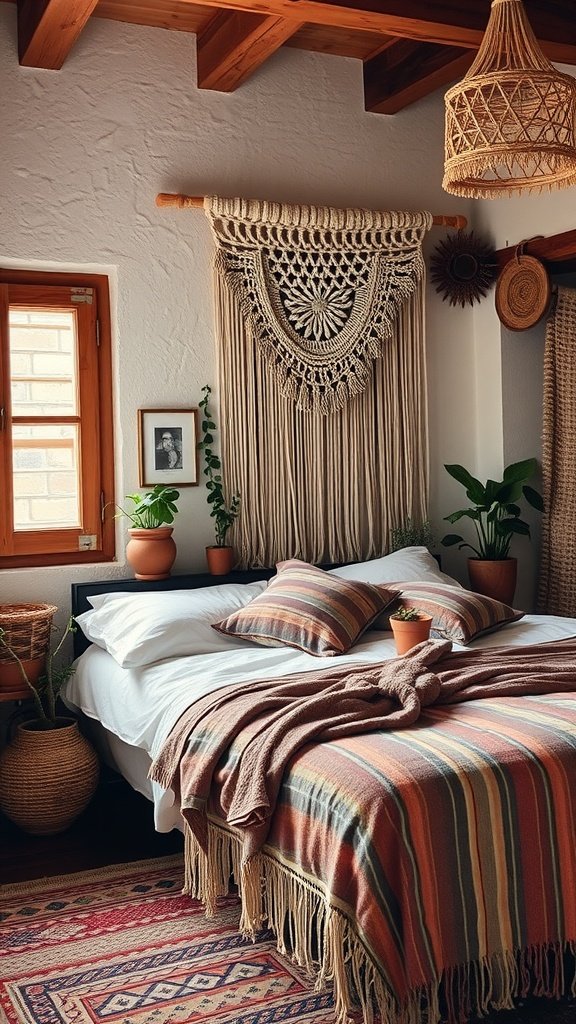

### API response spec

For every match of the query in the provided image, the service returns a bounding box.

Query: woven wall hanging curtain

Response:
[204,196,433,568]
[538,285,576,615]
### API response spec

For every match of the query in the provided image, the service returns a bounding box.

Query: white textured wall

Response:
[469,86,576,611]
[3,3,572,623]
[0,3,480,621]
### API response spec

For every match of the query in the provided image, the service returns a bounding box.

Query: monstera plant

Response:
[441,458,544,604]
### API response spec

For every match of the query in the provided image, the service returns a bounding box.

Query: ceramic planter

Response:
[467,557,517,606]
[390,614,433,655]
[126,527,176,580]
[206,545,235,575]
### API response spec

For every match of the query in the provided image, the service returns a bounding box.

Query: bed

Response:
[63,549,576,1024]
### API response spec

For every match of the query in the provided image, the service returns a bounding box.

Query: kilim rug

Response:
[1,855,575,1024]
[0,855,333,1024]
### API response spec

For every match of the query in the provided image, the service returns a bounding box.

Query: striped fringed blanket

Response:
[150,639,576,1024]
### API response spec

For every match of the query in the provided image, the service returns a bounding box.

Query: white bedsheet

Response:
[61,614,576,832]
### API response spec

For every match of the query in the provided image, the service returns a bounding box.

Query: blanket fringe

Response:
[182,822,576,1024]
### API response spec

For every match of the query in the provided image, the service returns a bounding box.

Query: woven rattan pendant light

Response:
[443,0,576,198]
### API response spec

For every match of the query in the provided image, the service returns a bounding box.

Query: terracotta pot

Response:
[0,656,45,701]
[206,545,235,575]
[126,527,176,580]
[467,557,517,606]
[0,718,100,835]
[390,614,433,656]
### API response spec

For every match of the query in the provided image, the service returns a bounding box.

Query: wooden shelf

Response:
[496,229,576,274]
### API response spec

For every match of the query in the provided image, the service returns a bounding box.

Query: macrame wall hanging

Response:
[204,195,433,568]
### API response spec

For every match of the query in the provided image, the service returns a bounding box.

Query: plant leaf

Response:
[523,485,544,511]
[441,534,464,546]
[502,458,538,484]
[444,464,486,503]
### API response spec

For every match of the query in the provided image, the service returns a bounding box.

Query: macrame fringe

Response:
[444,150,576,198]
[206,198,431,415]
[216,252,419,415]
[213,259,429,567]
[182,821,576,1024]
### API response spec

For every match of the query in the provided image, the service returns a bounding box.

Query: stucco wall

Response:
[0,3,481,624]
[5,5,571,622]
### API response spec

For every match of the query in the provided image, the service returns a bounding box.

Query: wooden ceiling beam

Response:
[17,0,100,69]
[173,0,576,64]
[197,10,302,91]
[364,40,474,114]
[174,0,486,46]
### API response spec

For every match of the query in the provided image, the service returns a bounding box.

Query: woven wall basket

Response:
[495,252,551,331]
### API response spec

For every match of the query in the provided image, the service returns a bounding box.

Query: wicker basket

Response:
[0,718,100,834]
[0,603,58,700]
[0,604,58,661]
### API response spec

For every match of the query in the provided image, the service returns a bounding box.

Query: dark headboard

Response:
[71,568,275,658]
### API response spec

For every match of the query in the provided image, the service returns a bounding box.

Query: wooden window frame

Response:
[0,269,115,568]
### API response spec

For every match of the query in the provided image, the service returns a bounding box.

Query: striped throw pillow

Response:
[212,559,399,656]
[387,582,524,644]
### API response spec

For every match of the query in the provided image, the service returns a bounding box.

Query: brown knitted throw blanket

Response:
[150,637,576,862]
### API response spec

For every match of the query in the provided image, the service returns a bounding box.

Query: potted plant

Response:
[0,616,99,835]
[114,484,180,580]
[441,458,544,604]
[198,385,241,575]
[390,607,433,655]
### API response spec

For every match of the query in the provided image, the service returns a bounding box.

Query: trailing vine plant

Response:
[197,385,240,547]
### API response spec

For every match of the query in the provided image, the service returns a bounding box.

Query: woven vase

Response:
[0,718,100,835]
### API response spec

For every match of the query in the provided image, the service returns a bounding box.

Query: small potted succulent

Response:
[114,484,180,580]
[390,606,433,655]
[198,385,241,575]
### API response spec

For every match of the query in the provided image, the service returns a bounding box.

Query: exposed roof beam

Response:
[176,0,576,65]
[497,229,576,270]
[364,40,474,114]
[18,0,99,69]
[197,10,302,91]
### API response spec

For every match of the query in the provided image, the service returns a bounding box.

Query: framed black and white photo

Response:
[138,408,199,487]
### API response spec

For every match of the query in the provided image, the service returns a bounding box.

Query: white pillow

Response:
[329,546,462,587]
[75,581,268,668]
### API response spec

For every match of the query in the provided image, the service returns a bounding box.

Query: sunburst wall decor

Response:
[430,231,498,308]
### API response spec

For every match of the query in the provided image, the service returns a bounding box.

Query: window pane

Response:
[12,425,80,530]
[9,309,77,416]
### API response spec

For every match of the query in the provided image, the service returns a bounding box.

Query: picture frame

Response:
[138,408,199,487]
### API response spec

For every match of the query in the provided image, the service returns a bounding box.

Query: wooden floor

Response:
[0,768,183,884]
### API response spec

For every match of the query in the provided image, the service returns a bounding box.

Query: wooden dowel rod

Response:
[155,193,467,229]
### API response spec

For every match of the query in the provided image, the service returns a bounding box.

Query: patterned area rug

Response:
[0,855,333,1024]
[1,855,574,1024]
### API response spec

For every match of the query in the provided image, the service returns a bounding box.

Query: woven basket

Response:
[0,718,100,834]
[0,604,58,662]
[495,253,551,331]
[0,604,58,700]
